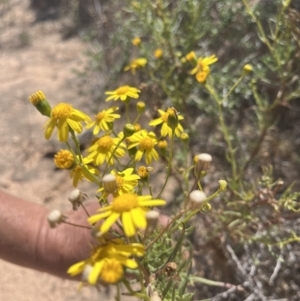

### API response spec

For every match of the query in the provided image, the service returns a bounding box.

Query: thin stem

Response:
[80,203,90,217]
[205,83,238,182]
[62,221,91,230]
[155,130,175,199]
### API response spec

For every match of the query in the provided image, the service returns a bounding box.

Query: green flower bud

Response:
[29,91,52,117]
[166,107,178,132]
[123,123,136,138]
[218,180,227,192]
[136,101,146,113]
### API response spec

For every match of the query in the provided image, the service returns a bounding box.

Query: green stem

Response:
[205,83,238,182]
[155,130,175,199]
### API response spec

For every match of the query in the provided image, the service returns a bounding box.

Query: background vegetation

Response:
[29,0,300,300]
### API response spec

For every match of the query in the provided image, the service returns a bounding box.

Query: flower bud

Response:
[154,48,163,59]
[102,174,117,194]
[243,64,253,74]
[218,180,227,192]
[158,140,168,150]
[68,189,88,210]
[194,153,212,175]
[29,91,52,117]
[132,37,141,46]
[137,166,149,181]
[186,51,196,62]
[180,132,189,142]
[282,0,291,8]
[166,107,179,132]
[136,101,146,113]
[123,123,136,138]
[189,190,207,209]
[47,210,66,228]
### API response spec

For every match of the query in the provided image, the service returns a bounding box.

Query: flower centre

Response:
[100,259,123,284]
[116,175,124,189]
[112,194,138,212]
[54,150,74,169]
[51,103,73,119]
[98,136,114,153]
[137,166,148,179]
[139,137,154,151]
[116,86,130,95]
[96,111,106,121]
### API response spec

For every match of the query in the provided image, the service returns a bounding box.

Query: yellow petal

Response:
[122,211,136,237]
[100,212,120,233]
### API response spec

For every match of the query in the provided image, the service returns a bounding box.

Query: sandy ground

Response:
[0,1,108,300]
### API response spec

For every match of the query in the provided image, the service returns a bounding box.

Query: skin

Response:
[0,190,99,279]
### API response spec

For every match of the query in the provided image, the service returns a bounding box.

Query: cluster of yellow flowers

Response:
[28,44,221,291]
[129,37,218,83]
[28,84,188,285]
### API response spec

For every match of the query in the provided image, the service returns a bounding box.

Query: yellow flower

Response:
[86,133,125,166]
[137,166,149,180]
[112,168,140,194]
[88,194,166,237]
[54,149,74,169]
[67,239,145,284]
[190,55,218,83]
[29,90,51,117]
[124,58,147,75]
[86,107,120,134]
[70,159,99,187]
[43,103,91,142]
[149,108,184,137]
[158,140,168,149]
[127,130,159,165]
[98,168,140,199]
[105,85,140,102]
[154,48,163,59]
[185,51,196,62]
[132,37,141,46]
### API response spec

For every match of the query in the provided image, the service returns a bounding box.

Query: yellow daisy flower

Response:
[43,103,91,142]
[99,167,140,198]
[154,48,163,59]
[86,107,120,135]
[132,37,141,46]
[105,85,140,102]
[112,168,140,193]
[149,108,184,137]
[67,239,145,284]
[127,130,159,165]
[70,158,99,187]
[185,51,196,62]
[88,194,166,237]
[86,133,125,166]
[190,54,218,83]
[124,58,147,75]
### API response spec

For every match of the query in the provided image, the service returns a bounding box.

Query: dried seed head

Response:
[47,210,66,228]
[194,153,212,175]
[102,174,117,194]
[189,190,207,209]
[68,189,88,210]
